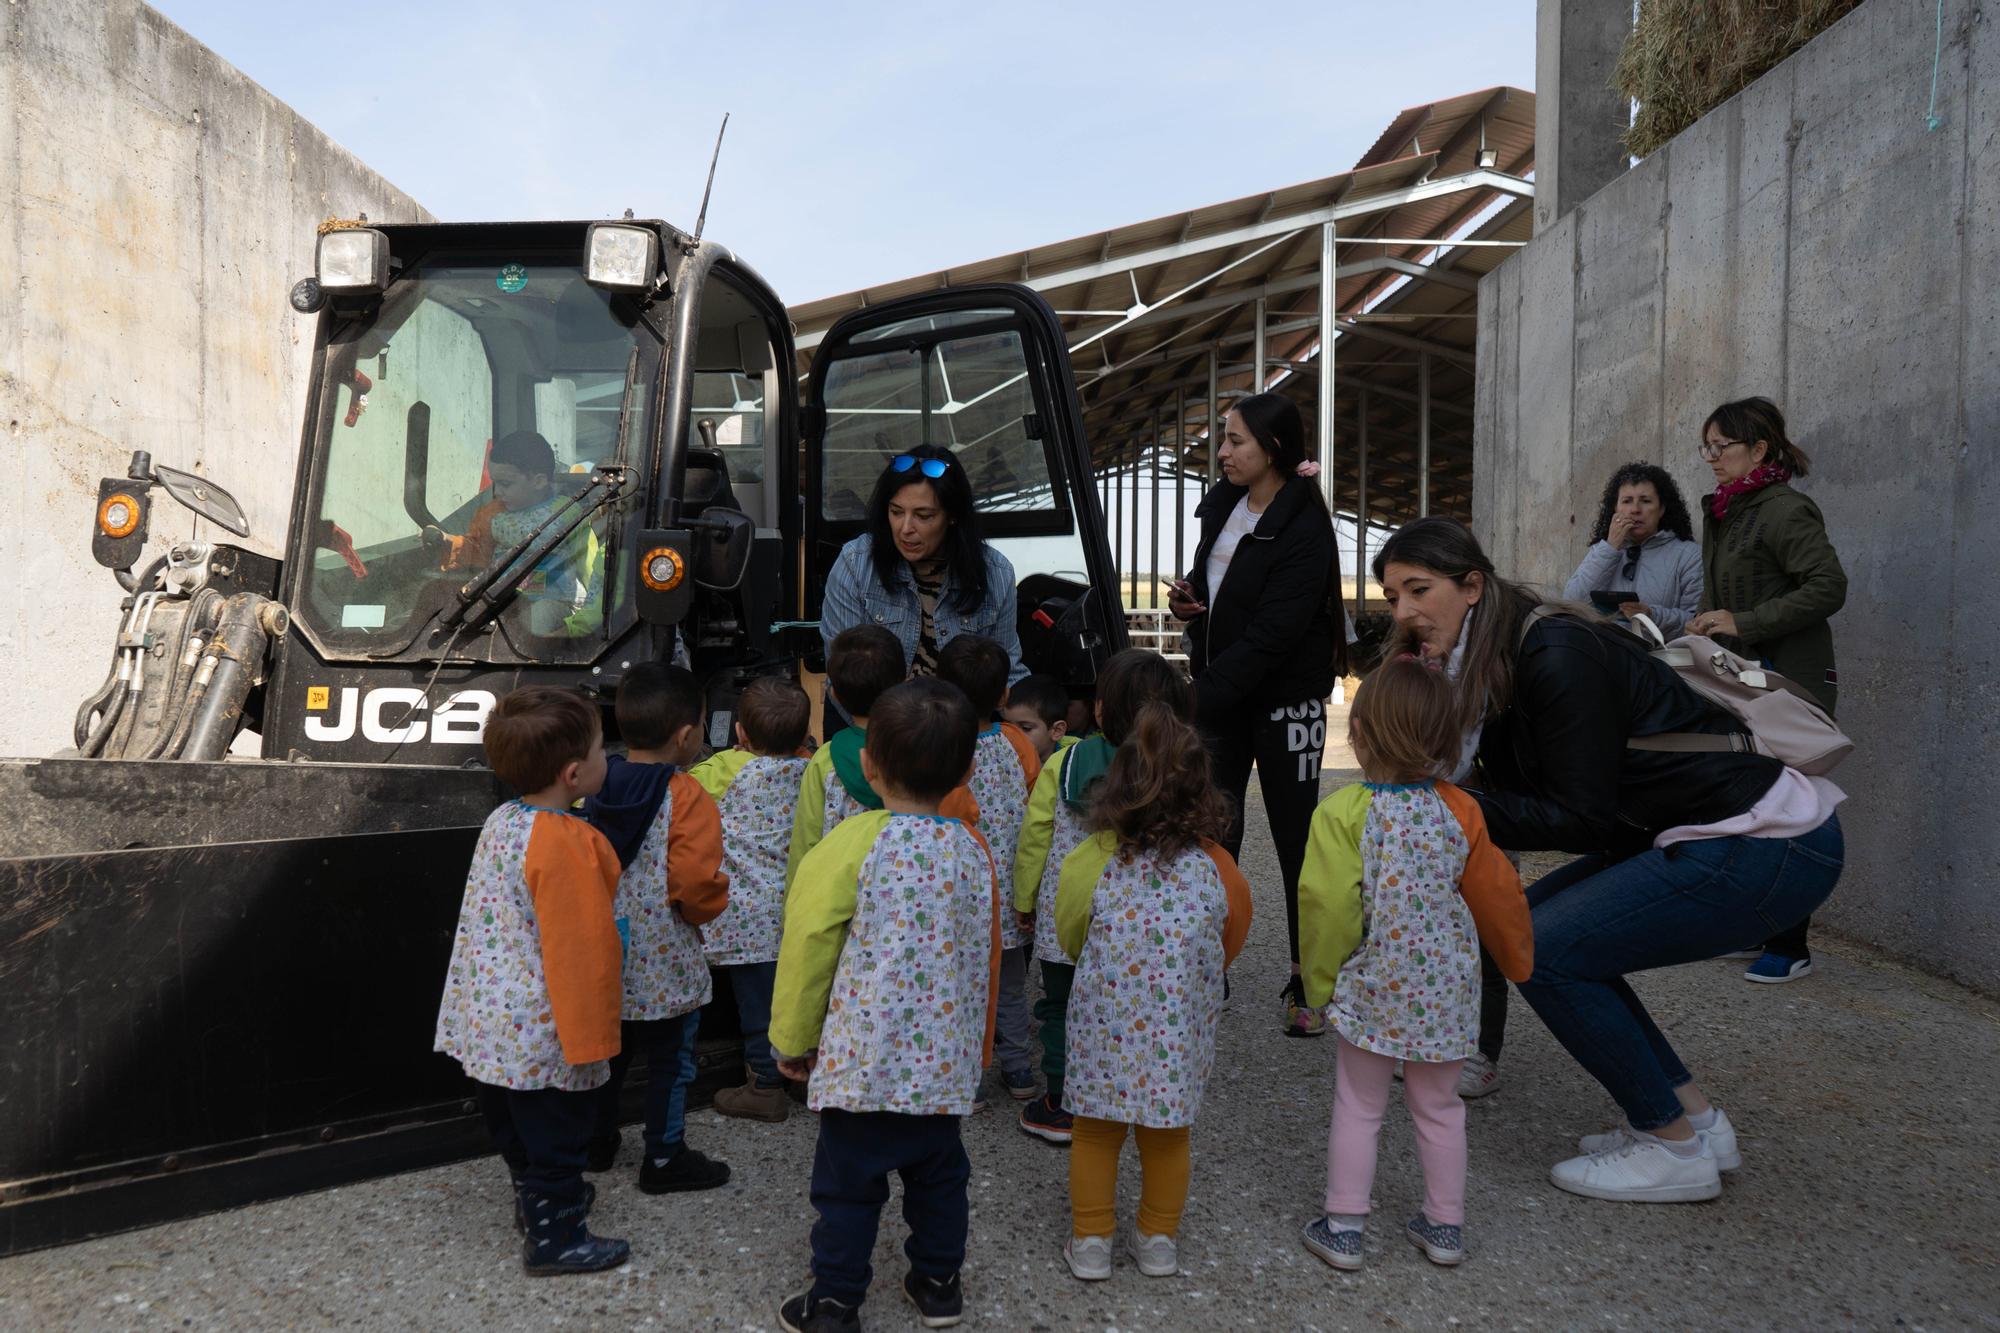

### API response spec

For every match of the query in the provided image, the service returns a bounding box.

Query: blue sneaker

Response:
[1001,1067,1038,1101]
[1405,1213,1464,1266]
[1302,1215,1364,1271]
[1744,952,1813,983]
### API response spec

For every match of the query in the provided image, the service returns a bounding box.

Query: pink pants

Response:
[1324,1036,1466,1225]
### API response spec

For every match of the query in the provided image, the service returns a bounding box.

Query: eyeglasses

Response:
[890,453,952,479]
[1698,438,1748,462]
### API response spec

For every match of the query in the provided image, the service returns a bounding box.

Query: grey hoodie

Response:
[1561,529,1703,637]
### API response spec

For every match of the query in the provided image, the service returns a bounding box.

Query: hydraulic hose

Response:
[180,595,287,762]
[73,642,124,749]
[143,590,223,760]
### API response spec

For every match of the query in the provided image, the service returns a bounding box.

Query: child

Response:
[1013,649,1190,1145]
[690,675,814,1122]
[770,679,1000,1333]
[937,635,1042,1102]
[432,686,629,1275]
[1296,658,1532,1271]
[786,625,907,883]
[1054,698,1250,1281]
[1000,672,1072,762]
[428,429,602,636]
[582,662,733,1193]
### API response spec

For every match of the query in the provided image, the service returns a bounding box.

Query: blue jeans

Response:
[1516,814,1844,1131]
[723,961,782,1087]
[808,1108,970,1307]
[594,1012,700,1161]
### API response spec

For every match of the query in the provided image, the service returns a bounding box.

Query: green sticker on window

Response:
[496,264,528,293]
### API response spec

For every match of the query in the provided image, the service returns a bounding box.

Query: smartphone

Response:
[1588,589,1633,615]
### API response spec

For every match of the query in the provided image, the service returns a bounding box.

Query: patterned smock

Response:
[614,773,729,1021]
[433,802,623,1091]
[965,723,1040,951]
[1297,781,1532,1064]
[1014,743,1096,965]
[1054,835,1251,1128]
[770,811,1000,1116]
[786,746,868,888]
[690,750,809,966]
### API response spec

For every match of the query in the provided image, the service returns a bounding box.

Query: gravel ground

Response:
[4,774,1998,1331]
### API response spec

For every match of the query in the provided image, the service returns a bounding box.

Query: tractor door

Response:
[801,284,1127,689]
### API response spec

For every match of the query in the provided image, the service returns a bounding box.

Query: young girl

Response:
[1297,658,1532,1270]
[1053,696,1251,1280]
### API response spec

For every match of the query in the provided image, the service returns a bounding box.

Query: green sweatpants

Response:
[1034,959,1075,1104]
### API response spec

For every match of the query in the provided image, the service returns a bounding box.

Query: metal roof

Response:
[789,85,1534,529]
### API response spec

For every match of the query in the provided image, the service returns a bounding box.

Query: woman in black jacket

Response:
[1373,517,1845,1204]
[1167,392,1348,1037]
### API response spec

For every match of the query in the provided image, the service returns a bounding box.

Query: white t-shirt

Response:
[1204,495,1262,610]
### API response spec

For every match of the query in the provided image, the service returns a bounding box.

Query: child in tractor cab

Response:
[425,428,603,636]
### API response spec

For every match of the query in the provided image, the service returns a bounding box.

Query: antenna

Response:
[693,113,730,244]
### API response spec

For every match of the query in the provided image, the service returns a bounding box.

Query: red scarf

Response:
[1709,462,1791,520]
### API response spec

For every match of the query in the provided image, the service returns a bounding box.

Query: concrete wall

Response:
[0,0,428,756]
[1475,0,1998,992]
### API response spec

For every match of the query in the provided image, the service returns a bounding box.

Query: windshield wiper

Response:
[444,464,636,635]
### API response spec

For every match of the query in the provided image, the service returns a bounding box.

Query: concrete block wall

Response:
[1476,0,1998,992]
[0,0,428,757]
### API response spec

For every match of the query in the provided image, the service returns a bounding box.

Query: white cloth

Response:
[1203,495,1261,611]
[1442,607,1484,784]
[1654,766,1845,849]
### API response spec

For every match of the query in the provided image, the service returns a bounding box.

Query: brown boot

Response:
[713,1079,790,1123]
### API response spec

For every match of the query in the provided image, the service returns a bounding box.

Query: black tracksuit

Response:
[1182,477,1347,966]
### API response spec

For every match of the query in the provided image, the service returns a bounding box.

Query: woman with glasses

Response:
[1166,393,1349,1038]
[1561,463,1703,635]
[820,443,1026,688]
[1688,397,1847,985]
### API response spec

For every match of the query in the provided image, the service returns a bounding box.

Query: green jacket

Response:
[1700,481,1846,714]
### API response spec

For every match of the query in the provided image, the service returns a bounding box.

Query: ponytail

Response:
[1091,700,1233,859]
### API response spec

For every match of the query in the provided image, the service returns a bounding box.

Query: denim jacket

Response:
[820,535,1026,684]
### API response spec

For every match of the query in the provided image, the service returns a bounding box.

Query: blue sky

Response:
[154,1,1535,303]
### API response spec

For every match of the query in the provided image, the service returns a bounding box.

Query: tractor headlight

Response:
[316,228,391,292]
[641,545,686,592]
[585,222,660,293]
[98,492,142,539]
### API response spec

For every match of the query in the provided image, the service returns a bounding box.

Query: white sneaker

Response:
[1126,1229,1178,1277]
[1578,1107,1741,1172]
[1457,1052,1501,1099]
[1550,1134,1722,1203]
[1063,1234,1113,1281]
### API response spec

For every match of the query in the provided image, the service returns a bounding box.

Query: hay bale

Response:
[1615,0,1865,158]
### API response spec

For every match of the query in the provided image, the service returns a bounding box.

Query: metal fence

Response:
[1125,607,1189,667]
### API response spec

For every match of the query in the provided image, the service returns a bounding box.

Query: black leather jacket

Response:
[1182,477,1346,720]
[1472,614,1781,855]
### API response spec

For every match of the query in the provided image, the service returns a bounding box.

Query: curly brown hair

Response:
[1090,701,1233,859]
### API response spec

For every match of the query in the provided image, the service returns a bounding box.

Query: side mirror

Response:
[154,463,251,538]
[691,509,754,591]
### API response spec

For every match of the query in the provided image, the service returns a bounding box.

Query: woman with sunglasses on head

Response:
[1167,392,1349,1038]
[1562,462,1703,635]
[820,444,1026,691]
[1688,397,1847,984]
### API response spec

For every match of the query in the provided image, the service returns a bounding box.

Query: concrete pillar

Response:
[1534,0,1633,232]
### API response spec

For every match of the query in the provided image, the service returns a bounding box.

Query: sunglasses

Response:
[890,454,951,479]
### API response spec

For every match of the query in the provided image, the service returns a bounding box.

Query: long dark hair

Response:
[1589,462,1695,543]
[864,443,988,611]
[1228,392,1348,675]
[1703,396,1813,477]
[1091,701,1232,859]
[1372,517,1540,734]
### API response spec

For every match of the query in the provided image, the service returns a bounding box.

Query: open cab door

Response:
[802,285,1128,692]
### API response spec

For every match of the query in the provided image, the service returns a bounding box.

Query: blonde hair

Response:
[1348,658,1463,784]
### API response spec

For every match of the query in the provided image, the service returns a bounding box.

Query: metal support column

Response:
[1129,454,1141,613]
[1205,348,1219,484]
[1356,388,1369,617]
[1111,462,1121,580]
[1252,296,1267,392]
[1418,352,1431,518]
[1150,426,1162,610]
[1174,387,1185,584]
[1316,222,1339,515]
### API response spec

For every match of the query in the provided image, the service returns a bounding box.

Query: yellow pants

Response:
[1069,1116,1192,1239]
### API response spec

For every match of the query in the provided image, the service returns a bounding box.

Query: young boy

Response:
[582,662,732,1193]
[771,678,999,1333]
[937,636,1042,1103]
[1000,673,1072,763]
[689,675,814,1122]
[433,686,629,1275]
[428,429,602,636]
[785,625,907,884]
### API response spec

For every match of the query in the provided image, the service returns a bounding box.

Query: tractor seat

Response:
[684,447,741,519]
